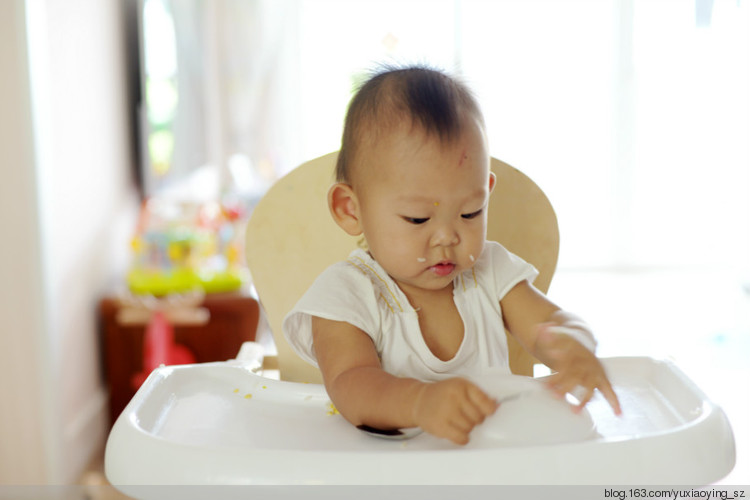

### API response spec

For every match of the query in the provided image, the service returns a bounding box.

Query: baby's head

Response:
[328,65,495,296]
[335,64,485,184]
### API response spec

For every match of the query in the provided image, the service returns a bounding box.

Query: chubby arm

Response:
[500,280,622,415]
[311,316,498,444]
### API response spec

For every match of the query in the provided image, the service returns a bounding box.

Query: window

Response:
[140,0,749,271]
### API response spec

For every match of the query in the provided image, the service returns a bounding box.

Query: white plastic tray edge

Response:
[105,356,735,488]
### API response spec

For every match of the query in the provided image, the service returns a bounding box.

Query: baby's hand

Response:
[536,323,622,416]
[412,378,498,445]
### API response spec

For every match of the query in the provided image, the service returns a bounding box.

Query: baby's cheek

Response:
[375,244,419,274]
[466,238,486,263]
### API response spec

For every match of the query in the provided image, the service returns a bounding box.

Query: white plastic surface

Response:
[468,372,598,446]
[105,357,735,489]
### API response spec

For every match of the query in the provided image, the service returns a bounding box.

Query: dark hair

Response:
[335,64,484,183]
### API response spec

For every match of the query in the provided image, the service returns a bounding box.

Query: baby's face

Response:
[352,116,493,298]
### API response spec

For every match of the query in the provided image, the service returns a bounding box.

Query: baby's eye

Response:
[461,209,483,220]
[403,216,429,225]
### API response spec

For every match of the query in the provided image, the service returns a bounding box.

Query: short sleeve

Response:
[282,260,382,367]
[478,241,539,301]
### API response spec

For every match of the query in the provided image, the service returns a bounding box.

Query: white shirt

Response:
[282,241,538,382]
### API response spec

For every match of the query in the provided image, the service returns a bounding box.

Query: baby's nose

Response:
[430,225,460,247]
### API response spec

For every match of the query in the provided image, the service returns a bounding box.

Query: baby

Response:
[283,64,620,445]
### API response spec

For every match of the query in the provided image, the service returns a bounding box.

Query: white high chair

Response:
[105,153,735,492]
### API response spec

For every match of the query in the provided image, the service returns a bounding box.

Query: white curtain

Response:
[156,0,302,202]
[149,0,750,271]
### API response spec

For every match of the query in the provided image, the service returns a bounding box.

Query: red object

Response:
[100,294,260,425]
[130,311,196,389]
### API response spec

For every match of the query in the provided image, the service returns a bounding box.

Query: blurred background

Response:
[1,0,748,487]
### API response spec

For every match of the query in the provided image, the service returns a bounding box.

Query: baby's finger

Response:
[597,378,622,416]
[422,414,469,445]
[444,422,471,445]
[544,374,565,398]
[458,400,485,427]
[574,387,594,413]
[546,373,580,399]
[467,384,499,416]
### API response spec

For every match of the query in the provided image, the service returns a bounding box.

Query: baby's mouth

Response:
[430,261,456,277]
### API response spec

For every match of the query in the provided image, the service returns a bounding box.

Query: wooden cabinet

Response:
[99,293,260,424]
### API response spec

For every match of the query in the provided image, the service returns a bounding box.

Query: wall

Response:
[0,0,140,484]
[0,0,50,483]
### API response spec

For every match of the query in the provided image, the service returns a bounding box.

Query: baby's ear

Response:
[488,171,497,193]
[327,183,363,236]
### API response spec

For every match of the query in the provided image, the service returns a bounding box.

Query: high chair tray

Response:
[105,356,734,487]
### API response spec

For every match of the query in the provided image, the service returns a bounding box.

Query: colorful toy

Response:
[127,198,247,295]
